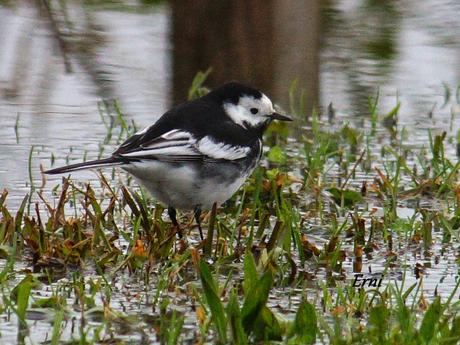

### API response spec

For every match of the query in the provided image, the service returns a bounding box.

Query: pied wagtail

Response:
[45,82,292,239]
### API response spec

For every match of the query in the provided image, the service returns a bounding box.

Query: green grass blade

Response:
[241,270,273,334]
[243,250,258,294]
[226,291,248,345]
[167,310,185,345]
[198,260,227,343]
[15,275,35,325]
[419,296,441,343]
[252,305,282,341]
[292,299,318,344]
[51,310,64,345]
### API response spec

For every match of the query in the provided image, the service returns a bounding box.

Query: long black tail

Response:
[44,157,125,175]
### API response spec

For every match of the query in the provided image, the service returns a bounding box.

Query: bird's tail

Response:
[44,157,124,175]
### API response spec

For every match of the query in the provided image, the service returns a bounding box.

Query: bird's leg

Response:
[194,205,204,241]
[168,206,182,238]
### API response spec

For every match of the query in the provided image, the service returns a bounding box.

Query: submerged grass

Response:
[1,76,460,344]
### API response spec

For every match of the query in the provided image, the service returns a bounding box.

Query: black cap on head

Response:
[206,82,263,104]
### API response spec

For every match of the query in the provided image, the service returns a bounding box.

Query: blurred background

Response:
[0,0,460,205]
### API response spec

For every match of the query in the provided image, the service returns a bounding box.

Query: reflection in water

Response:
[0,0,459,204]
[0,1,170,206]
[172,1,274,102]
[171,0,320,113]
[272,0,320,113]
[321,0,401,116]
[321,0,460,122]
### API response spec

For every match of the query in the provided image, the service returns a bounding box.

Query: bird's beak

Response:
[269,112,293,121]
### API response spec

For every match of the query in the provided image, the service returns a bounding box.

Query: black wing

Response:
[113,99,256,162]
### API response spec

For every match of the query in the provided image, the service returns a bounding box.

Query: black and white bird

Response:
[45,82,292,239]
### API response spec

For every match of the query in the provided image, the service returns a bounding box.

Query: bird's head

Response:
[208,82,292,131]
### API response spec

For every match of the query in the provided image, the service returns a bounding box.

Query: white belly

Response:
[122,161,250,210]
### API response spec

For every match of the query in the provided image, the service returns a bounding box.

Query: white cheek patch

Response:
[197,136,250,160]
[223,102,263,128]
[223,93,275,128]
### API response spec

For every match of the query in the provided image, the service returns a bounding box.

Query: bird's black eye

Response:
[250,108,258,114]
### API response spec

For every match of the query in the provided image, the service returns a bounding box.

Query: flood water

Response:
[1,0,460,343]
